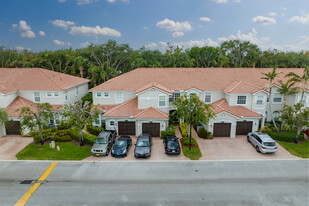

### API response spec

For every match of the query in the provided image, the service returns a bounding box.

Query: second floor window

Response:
[169,92,180,103]
[273,93,282,103]
[204,93,211,103]
[256,96,263,105]
[159,95,166,107]
[54,92,59,98]
[237,96,246,105]
[96,92,102,98]
[104,92,110,98]
[116,92,123,103]
[46,92,52,98]
[34,92,40,102]
[298,95,307,104]
[189,93,197,99]
[65,91,68,102]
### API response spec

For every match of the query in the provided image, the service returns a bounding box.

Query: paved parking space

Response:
[196,135,300,160]
[0,135,33,160]
[84,136,187,161]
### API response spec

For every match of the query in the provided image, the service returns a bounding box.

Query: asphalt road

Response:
[0,160,308,206]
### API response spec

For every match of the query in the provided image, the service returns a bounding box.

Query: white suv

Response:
[247,132,278,153]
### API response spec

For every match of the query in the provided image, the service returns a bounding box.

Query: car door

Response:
[251,134,259,146]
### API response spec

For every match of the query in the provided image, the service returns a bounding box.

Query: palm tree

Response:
[0,109,8,133]
[286,67,309,105]
[261,67,282,132]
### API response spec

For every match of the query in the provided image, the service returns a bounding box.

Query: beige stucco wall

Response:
[137,89,170,113]
[93,91,135,105]
[0,92,17,108]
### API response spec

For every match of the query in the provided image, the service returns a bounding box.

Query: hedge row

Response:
[66,129,97,145]
[86,125,104,136]
[266,131,304,142]
[179,122,193,138]
[160,127,176,139]
[197,127,213,139]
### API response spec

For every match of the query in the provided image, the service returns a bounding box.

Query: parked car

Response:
[247,132,278,153]
[91,130,117,156]
[163,136,181,155]
[111,136,132,157]
[134,134,152,158]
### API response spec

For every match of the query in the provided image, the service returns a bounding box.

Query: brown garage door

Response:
[236,121,253,135]
[5,121,21,135]
[142,123,160,137]
[213,123,231,137]
[118,121,135,135]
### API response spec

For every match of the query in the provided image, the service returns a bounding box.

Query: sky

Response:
[0,0,308,52]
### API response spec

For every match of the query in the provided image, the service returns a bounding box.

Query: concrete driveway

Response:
[196,135,300,160]
[84,136,187,161]
[0,135,33,160]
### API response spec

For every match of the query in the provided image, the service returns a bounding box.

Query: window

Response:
[116,92,123,103]
[256,96,263,105]
[159,95,166,107]
[273,111,280,121]
[189,93,196,99]
[266,97,269,103]
[96,92,102,98]
[76,87,79,96]
[46,92,53,98]
[204,93,211,103]
[65,91,68,102]
[103,92,110,98]
[54,92,60,98]
[169,92,180,103]
[95,115,100,125]
[237,96,246,105]
[109,120,115,127]
[55,113,60,125]
[273,93,282,103]
[298,95,307,104]
[34,92,41,102]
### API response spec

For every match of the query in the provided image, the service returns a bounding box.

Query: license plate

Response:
[172,150,175,153]
[96,154,100,156]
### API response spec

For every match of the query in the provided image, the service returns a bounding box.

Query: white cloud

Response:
[39,31,46,36]
[21,30,35,38]
[78,0,98,5]
[218,37,228,42]
[69,25,121,37]
[58,0,67,2]
[50,20,75,30]
[80,41,91,48]
[11,20,35,38]
[252,16,276,25]
[172,31,184,38]
[106,0,116,2]
[212,0,228,3]
[289,14,309,24]
[156,18,192,32]
[15,46,31,52]
[269,12,277,16]
[121,0,130,2]
[53,39,71,46]
[143,26,148,30]
[145,42,158,48]
[200,17,211,22]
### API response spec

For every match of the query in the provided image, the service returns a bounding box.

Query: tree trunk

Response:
[39,125,43,145]
[79,128,84,146]
[269,86,279,132]
[80,66,83,78]
[280,96,287,131]
[295,126,301,144]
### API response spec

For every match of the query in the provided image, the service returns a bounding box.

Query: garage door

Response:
[236,121,253,135]
[142,123,160,137]
[118,121,135,135]
[5,121,21,135]
[213,123,231,137]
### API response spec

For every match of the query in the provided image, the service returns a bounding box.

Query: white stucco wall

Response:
[0,123,6,137]
[137,89,170,113]
[92,91,135,105]
[0,92,17,108]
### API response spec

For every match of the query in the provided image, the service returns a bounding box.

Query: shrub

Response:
[66,129,97,145]
[86,125,104,136]
[266,131,304,142]
[182,137,197,147]
[57,121,71,130]
[160,128,176,139]
[25,128,57,137]
[56,130,68,137]
[262,125,273,133]
[33,132,54,143]
[51,135,71,142]
[198,127,213,139]
[179,122,193,137]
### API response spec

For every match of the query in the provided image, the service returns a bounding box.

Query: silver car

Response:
[247,132,278,153]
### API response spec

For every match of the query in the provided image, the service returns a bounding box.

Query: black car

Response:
[111,136,132,157]
[163,136,181,155]
[134,134,152,158]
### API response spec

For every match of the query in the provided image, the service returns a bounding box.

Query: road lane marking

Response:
[15,162,58,206]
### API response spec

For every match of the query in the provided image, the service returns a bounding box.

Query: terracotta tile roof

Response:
[134,107,169,119]
[211,98,261,118]
[0,68,89,94]
[184,85,202,91]
[103,97,168,119]
[90,68,308,93]
[135,82,172,94]
[5,96,62,116]
[93,104,116,112]
[223,80,268,94]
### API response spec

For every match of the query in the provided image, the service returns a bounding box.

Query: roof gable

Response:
[135,82,172,95]
[134,107,168,119]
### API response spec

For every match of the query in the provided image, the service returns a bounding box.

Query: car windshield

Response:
[264,142,276,146]
[115,140,126,147]
[167,141,179,149]
[136,140,149,147]
[95,138,108,144]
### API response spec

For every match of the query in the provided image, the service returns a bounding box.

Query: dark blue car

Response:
[111,136,132,157]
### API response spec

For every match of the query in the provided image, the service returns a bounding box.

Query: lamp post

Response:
[189,107,193,150]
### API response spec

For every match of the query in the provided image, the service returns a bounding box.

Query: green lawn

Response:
[16,142,91,160]
[182,147,202,160]
[278,141,309,158]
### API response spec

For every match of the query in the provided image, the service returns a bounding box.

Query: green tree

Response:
[0,108,8,126]
[19,103,53,144]
[61,101,100,146]
[261,67,282,131]
[277,80,300,109]
[286,67,309,105]
[280,103,309,144]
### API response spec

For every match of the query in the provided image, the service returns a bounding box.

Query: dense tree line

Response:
[1,40,308,88]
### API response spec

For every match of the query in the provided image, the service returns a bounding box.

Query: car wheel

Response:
[247,136,250,142]
[256,146,260,153]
